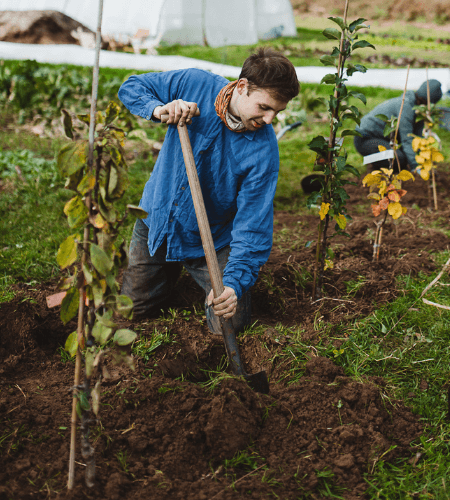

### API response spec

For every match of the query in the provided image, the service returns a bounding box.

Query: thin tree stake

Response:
[67,0,104,490]
[393,65,410,170]
[426,67,438,211]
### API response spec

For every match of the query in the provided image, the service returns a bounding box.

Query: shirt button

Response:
[174,203,178,206]
[181,187,185,190]
[146,115,150,120]
[170,219,173,223]
[200,151,205,154]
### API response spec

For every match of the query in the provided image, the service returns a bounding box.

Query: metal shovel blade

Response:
[244,371,269,394]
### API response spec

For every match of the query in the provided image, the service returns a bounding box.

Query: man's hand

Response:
[153,100,199,127]
[207,286,237,320]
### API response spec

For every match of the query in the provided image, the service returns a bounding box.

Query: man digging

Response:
[118,47,299,334]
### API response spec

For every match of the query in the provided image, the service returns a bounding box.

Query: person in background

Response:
[354,79,443,172]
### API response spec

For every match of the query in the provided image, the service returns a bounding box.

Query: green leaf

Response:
[114,329,137,346]
[320,55,337,67]
[64,169,84,192]
[85,348,95,378]
[91,244,114,276]
[341,129,361,138]
[57,235,77,269]
[91,282,104,308]
[77,171,96,196]
[375,114,389,122]
[308,135,329,154]
[108,166,119,196]
[347,91,367,105]
[348,18,368,32]
[82,263,94,284]
[57,141,88,177]
[64,196,89,229]
[322,27,341,40]
[352,40,375,51]
[344,164,360,177]
[64,331,78,357]
[105,101,121,124]
[61,286,79,325]
[77,113,90,125]
[127,205,148,219]
[116,295,134,319]
[78,391,90,412]
[346,63,367,76]
[328,16,345,30]
[61,109,74,140]
[320,74,337,85]
[92,320,113,345]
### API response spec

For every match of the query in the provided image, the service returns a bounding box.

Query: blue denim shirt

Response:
[118,68,279,299]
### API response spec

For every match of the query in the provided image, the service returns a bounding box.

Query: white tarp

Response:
[1,40,449,96]
[0,0,297,46]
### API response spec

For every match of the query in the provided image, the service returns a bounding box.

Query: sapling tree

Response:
[412,85,444,210]
[362,156,414,260]
[57,102,147,487]
[306,0,375,299]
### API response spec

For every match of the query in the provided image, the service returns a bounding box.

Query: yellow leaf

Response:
[362,173,380,186]
[371,170,382,175]
[319,202,330,220]
[402,206,407,214]
[412,137,421,152]
[334,213,347,230]
[367,192,381,200]
[381,168,393,176]
[432,151,444,163]
[420,169,430,181]
[421,150,431,160]
[378,180,387,198]
[378,145,387,152]
[396,170,414,182]
[427,136,436,145]
[415,155,425,164]
[388,202,403,220]
[324,259,334,270]
[422,160,433,170]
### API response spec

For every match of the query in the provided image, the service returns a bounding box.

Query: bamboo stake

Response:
[393,65,410,171]
[67,0,104,490]
[426,67,438,211]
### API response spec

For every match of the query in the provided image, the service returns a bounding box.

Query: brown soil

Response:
[1,171,449,499]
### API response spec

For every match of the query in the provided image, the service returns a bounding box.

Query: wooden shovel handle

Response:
[177,124,224,299]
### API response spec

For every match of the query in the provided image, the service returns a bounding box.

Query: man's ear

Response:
[236,78,248,94]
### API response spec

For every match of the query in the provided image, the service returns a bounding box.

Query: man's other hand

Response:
[207,286,237,319]
[153,100,199,127]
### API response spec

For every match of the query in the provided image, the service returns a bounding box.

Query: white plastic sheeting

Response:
[1,40,449,95]
[0,0,297,46]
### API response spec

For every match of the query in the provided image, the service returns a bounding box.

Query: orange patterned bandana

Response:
[214,80,247,133]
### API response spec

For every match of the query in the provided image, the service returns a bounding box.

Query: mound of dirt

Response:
[0,10,95,45]
[0,349,422,499]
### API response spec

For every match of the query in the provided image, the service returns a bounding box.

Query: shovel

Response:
[161,114,269,394]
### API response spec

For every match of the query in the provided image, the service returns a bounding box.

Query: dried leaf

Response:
[379,197,389,210]
[372,204,382,217]
[388,191,400,202]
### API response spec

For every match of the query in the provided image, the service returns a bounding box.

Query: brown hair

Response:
[239,47,299,102]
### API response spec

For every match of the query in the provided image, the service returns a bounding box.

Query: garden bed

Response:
[1,170,449,499]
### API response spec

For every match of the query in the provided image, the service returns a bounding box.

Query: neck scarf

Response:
[215,80,247,133]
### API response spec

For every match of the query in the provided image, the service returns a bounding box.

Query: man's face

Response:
[234,79,288,131]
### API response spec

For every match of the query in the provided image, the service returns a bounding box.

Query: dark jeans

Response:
[354,135,408,171]
[122,218,251,335]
